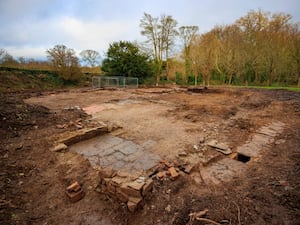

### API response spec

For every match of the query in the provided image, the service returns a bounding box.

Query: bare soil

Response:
[1,87,299,225]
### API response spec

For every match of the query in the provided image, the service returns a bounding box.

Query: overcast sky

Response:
[0,0,299,61]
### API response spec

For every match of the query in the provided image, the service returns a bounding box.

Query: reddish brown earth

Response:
[0,87,299,225]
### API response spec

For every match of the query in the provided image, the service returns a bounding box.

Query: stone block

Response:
[99,167,116,178]
[142,179,153,196]
[127,197,143,212]
[107,181,116,194]
[58,126,108,146]
[127,180,145,191]
[258,127,277,137]
[117,171,130,178]
[115,188,129,203]
[51,143,68,152]
[206,140,232,155]
[120,183,142,198]
[178,151,188,157]
[111,176,127,186]
[183,164,194,174]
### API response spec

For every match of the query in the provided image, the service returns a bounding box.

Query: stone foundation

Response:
[96,167,153,212]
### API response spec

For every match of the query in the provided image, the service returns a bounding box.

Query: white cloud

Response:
[1,0,299,60]
[58,16,140,52]
[6,46,47,60]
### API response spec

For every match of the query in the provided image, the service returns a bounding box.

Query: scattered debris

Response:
[160,159,173,168]
[189,209,222,225]
[56,124,68,129]
[183,164,195,174]
[206,140,232,155]
[156,171,166,179]
[189,208,208,219]
[65,181,85,203]
[165,204,171,212]
[168,167,179,180]
[51,143,67,152]
[178,151,188,157]
[199,136,206,144]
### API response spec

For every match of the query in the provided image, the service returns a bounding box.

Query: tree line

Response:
[189,10,300,87]
[1,9,299,86]
[138,10,299,87]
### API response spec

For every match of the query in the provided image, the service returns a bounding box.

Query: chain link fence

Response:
[92,76,139,89]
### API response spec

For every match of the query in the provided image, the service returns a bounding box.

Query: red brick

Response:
[66,181,81,192]
[66,189,85,203]
[156,171,165,179]
[168,167,179,179]
[160,160,172,168]
[65,183,85,203]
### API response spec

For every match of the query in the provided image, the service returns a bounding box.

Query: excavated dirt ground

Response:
[1,87,300,225]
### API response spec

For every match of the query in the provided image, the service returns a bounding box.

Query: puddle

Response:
[68,134,161,173]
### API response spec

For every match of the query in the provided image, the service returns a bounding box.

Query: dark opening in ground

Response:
[236,153,251,163]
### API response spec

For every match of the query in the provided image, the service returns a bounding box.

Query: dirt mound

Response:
[0,93,49,138]
[0,69,63,92]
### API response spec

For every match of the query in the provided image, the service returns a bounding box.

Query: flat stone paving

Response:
[69,134,161,172]
[237,121,285,158]
[201,158,247,185]
[201,121,286,184]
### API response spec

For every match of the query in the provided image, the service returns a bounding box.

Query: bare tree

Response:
[0,48,9,64]
[160,15,178,79]
[140,12,178,85]
[46,45,81,82]
[80,49,101,67]
[290,27,300,87]
[179,26,199,83]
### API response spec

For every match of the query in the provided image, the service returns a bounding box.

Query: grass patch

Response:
[228,85,300,92]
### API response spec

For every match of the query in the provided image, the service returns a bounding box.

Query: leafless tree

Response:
[140,13,178,85]
[80,49,101,67]
[46,45,81,82]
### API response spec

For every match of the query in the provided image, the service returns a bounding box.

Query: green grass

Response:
[247,86,300,92]
[227,85,300,92]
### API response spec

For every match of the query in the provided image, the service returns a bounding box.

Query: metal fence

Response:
[92,76,139,89]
